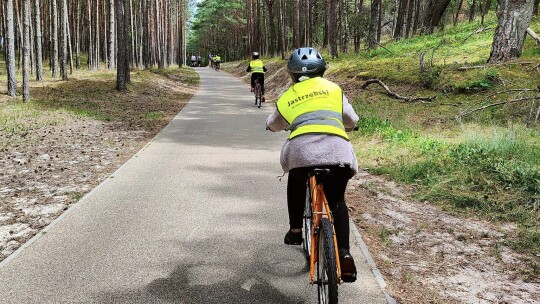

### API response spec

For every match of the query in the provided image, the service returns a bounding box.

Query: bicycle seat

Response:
[308,168,331,183]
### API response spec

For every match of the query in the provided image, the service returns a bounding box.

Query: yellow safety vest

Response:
[276,77,349,140]
[214,56,221,62]
[249,60,265,74]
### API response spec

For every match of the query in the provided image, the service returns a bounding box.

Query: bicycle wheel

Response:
[317,218,339,304]
[302,185,312,258]
[257,88,262,108]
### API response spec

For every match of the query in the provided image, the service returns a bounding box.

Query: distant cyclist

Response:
[213,54,221,70]
[246,52,267,102]
[190,55,197,67]
[265,47,359,282]
[197,54,202,67]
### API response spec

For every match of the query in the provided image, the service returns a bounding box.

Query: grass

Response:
[0,64,199,149]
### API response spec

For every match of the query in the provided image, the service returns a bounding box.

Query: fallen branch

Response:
[360,79,436,103]
[487,88,539,98]
[455,65,486,71]
[461,26,492,44]
[458,97,540,118]
[526,27,540,44]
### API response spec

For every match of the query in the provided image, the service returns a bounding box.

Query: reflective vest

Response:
[249,60,265,74]
[214,56,221,62]
[276,77,348,140]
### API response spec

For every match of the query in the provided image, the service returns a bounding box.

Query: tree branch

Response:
[459,96,540,118]
[360,79,436,103]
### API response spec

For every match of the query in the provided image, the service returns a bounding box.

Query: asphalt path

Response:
[0,67,386,303]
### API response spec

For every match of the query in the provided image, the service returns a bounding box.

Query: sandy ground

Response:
[347,171,540,304]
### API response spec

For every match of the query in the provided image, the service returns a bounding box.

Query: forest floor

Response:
[1,64,539,303]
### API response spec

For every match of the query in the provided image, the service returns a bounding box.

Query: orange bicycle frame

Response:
[308,175,342,284]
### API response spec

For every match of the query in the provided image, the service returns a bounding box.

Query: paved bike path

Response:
[0,68,386,303]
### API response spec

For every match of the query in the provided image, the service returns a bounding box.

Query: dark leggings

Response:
[287,166,353,251]
[251,74,265,95]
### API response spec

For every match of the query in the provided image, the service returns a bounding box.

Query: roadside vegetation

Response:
[225,16,540,267]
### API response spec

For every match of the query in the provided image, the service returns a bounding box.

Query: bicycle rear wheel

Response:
[257,89,262,108]
[302,185,312,258]
[317,218,339,304]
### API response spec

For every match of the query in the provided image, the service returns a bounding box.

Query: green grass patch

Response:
[354,120,540,255]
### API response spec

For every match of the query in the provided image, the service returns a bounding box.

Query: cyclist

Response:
[190,54,197,67]
[246,52,267,102]
[213,54,221,69]
[197,54,202,67]
[266,47,359,282]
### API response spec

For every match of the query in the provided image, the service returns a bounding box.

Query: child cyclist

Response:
[265,47,359,282]
[246,52,268,102]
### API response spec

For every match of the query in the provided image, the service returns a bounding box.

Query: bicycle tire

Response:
[317,218,339,304]
[302,185,312,259]
[257,89,262,108]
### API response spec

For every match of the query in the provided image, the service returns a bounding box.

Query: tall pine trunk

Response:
[116,0,127,90]
[52,0,58,77]
[109,0,115,68]
[22,0,31,101]
[6,0,17,96]
[59,0,67,80]
[34,0,43,80]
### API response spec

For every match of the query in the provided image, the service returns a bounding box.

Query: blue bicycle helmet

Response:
[287,47,327,83]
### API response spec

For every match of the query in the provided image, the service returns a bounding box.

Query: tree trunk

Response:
[59,0,67,80]
[488,0,535,63]
[33,0,43,80]
[533,0,539,15]
[22,0,30,101]
[293,0,300,48]
[394,0,407,39]
[52,0,58,77]
[75,0,80,68]
[265,0,276,56]
[480,0,492,25]
[328,0,338,56]
[469,0,476,22]
[422,0,451,34]
[108,0,115,68]
[368,0,379,48]
[454,0,464,26]
[116,0,127,90]
[278,0,285,58]
[6,0,17,96]
[404,0,414,38]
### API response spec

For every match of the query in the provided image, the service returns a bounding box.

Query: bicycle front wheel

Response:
[317,218,339,304]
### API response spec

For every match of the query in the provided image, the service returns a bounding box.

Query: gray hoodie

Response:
[266,87,359,175]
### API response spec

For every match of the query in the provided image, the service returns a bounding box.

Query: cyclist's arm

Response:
[266,109,289,132]
[263,66,268,72]
[343,94,359,132]
[246,65,251,73]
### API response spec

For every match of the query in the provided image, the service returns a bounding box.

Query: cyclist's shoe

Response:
[250,87,254,92]
[262,96,266,102]
[339,249,357,283]
[284,230,302,245]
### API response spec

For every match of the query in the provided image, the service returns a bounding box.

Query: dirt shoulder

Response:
[0,68,198,262]
[347,171,540,304]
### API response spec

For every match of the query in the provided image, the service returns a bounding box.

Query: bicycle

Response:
[254,79,262,108]
[214,61,221,71]
[303,168,342,304]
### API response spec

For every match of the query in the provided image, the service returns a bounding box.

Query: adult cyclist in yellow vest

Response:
[246,52,268,102]
[266,47,359,282]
